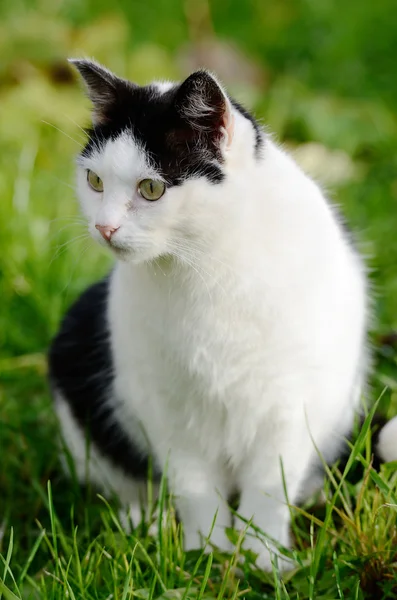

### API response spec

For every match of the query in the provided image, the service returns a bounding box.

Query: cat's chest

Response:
[111,273,272,413]
[114,308,268,463]
[110,271,281,461]
[135,285,264,383]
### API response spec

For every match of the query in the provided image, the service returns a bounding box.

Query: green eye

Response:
[87,169,103,192]
[138,179,166,201]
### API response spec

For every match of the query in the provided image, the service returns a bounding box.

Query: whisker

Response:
[54,233,89,251]
[166,240,228,305]
[167,240,230,299]
[45,174,77,192]
[61,114,87,141]
[50,233,90,264]
[170,236,259,283]
[49,216,86,224]
[41,120,82,147]
[49,222,87,241]
[171,250,214,307]
[153,258,167,278]
[60,240,93,293]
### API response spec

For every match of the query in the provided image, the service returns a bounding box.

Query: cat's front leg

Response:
[236,429,314,571]
[237,484,295,571]
[168,454,233,553]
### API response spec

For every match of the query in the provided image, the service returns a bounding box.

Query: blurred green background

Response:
[1,0,397,361]
[1,1,397,596]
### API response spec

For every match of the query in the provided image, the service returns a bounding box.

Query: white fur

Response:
[153,81,175,94]
[60,91,369,570]
[377,416,397,462]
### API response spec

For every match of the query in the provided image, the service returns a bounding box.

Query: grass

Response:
[1,0,397,598]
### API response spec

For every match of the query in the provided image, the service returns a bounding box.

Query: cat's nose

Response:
[95,224,120,241]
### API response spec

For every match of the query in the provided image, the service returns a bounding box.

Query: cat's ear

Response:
[175,71,234,148]
[68,58,136,124]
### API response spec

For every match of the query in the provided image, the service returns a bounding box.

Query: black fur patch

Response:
[74,62,262,186]
[48,278,158,481]
[82,82,226,186]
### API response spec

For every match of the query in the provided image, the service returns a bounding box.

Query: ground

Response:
[1,1,397,598]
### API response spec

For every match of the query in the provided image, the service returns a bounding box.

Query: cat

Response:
[48,58,397,571]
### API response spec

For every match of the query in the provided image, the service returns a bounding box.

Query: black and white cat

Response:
[48,59,397,570]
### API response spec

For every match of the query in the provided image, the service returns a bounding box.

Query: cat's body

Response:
[49,60,396,570]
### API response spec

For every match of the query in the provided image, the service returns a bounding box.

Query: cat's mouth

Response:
[101,236,131,258]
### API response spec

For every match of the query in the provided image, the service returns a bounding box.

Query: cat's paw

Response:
[184,528,234,554]
[118,507,134,532]
[254,546,295,572]
[240,534,294,572]
[208,531,235,554]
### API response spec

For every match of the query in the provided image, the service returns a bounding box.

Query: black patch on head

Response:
[80,73,225,186]
[48,278,159,481]
[71,60,262,186]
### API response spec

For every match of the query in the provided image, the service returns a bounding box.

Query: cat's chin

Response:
[111,246,134,261]
[110,245,169,266]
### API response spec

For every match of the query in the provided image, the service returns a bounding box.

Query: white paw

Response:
[118,507,134,532]
[254,545,295,572]
[241,534,294,572]
[147,510,168,538]
[184,527,234,554]
[184,530,203,552]
[207,530,234,554]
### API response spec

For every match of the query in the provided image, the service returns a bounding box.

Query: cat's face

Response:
[72,59,259,263]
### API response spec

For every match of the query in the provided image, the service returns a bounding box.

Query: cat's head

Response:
[71,58,262,263]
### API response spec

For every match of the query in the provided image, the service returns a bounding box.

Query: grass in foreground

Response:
[1,380,397,600]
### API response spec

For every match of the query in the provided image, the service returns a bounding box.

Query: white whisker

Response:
[49,216,87,225]
[49,222,87,242]
[41,121,82,147]
[171,249,214,307]
[51,233,90,264]
[61,113,88,140]
[60,240,93,293]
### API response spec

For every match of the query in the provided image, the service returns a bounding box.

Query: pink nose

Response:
[95,224,120,241]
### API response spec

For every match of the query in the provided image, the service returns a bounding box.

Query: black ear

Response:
[175,71,230,134]
[69,58,137,124]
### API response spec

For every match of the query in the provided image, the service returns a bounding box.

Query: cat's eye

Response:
[138,179,165,201]
[87,169,104,192]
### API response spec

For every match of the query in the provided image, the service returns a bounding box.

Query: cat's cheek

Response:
[77,194,95,224]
